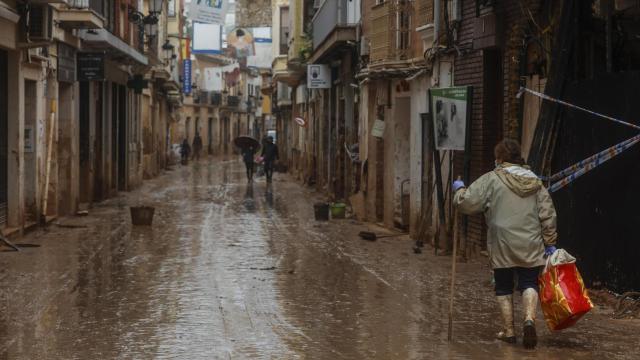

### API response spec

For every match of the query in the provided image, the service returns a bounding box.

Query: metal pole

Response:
[447,206,460,341]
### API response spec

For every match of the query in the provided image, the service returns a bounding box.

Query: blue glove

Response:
[453,180,465,193]
[544,246,557,257]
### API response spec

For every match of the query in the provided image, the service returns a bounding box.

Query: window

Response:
[279,6,290,55]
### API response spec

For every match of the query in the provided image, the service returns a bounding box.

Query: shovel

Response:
[358,231,406,241]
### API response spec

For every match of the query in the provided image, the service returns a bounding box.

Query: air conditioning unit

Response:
[26,5,53,43]
[360,36,370,56]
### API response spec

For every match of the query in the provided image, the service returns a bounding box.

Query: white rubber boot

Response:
[522,288,539,349]
[496,295,516,343]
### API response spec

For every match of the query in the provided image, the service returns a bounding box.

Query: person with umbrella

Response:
[234,136,261,181]
[261,136,279,182]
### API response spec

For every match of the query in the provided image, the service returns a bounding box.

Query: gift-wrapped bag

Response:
[538,249,594,331]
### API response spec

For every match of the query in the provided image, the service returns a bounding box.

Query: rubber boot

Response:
[496,295,516,344]
[522,288,539,349]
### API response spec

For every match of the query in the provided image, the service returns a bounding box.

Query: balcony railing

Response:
[370,0,414,63]
[415,0,434,27]
[311,0,354,49]
[56,0,104,29]
[211,92,222,106]
[226,96,240,108]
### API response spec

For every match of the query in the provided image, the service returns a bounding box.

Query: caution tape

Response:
[548,134,640,193]
[546,134,640,183]
[518,87,640,131]
[518,87,640,192]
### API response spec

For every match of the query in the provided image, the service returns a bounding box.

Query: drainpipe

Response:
[434,0,441,48]
[433,0,442,87]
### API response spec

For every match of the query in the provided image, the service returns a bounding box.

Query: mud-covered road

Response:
[1,159,639,359]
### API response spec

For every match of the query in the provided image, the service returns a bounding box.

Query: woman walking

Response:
[452,139,558,349]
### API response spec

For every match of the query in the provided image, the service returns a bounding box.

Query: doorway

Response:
[117,85,127,191]
[208,117,213,154]
[58,83,75,215]
[94,83,104,201]
[223,116,230,154]
[0,50,8,226]
[79,81,91,204]
[24,80,38,222]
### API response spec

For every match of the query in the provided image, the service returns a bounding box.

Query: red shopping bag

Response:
[538,249,594,331]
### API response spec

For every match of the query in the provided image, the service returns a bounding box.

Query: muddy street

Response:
[0,159,638,359]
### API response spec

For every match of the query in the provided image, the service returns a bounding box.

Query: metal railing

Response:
[226,96,240,107]
[311,0,353,49]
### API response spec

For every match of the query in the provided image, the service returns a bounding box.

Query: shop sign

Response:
[183,59,192,95]
[77,52,105,81]
[58,43,76,83]
[307,64,331,89]
[189,0,229,25]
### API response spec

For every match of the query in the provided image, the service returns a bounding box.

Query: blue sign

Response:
[183,59,192,95]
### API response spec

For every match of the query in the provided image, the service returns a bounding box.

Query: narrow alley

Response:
[1,159,638,359]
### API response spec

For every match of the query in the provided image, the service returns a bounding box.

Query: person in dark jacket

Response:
[180,139,191,165]
[242,146,256,182]
[192,132,203,160]
[261,136,279,182]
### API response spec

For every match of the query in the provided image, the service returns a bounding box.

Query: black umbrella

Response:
[234,136,260,149]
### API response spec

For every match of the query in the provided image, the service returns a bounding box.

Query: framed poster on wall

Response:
[429,86,472,151]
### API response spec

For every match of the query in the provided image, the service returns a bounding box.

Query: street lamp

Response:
[149,0,163,15]
[129,0,165,44]
[162,40,175,65]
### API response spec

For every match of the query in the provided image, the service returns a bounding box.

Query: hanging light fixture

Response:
[128,0,164,43]
[162,40,175,65]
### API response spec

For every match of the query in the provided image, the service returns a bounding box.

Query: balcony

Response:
[222,95,240,109]
[309,0,357,64]
[211,92,222,106]
[56,0,104,29]
[272,55,298,86]
[369,0,414,66]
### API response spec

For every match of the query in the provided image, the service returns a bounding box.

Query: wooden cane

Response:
[447,180,461,342]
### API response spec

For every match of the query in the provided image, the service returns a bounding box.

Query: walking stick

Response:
[447,204,460,341]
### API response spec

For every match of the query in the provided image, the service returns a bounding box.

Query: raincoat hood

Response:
[494,163,542,198]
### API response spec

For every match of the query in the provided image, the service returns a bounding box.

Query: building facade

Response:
[0,0,184,235]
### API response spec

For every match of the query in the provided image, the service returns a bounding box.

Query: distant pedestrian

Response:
[192,132,203,160]
[242,146,256,182]
[261,136,279,182]
[452,139,558,349]
[180,139,191,165]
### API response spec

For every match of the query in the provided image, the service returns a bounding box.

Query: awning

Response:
[78,29,148,66]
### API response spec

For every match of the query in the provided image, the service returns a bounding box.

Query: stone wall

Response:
[236,0,272,28]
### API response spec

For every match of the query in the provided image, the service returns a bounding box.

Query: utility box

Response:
[473,13,503,50]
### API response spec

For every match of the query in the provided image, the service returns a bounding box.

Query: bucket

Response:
[314,203,330,221]
[330,203,346,219]
[130,206,155,226]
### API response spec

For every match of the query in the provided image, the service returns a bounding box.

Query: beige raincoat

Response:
[454,163,558,269]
